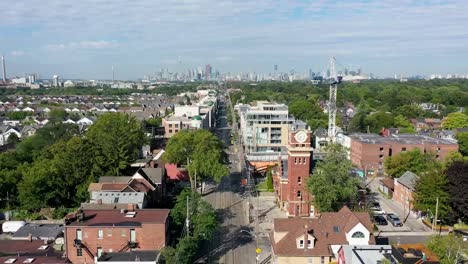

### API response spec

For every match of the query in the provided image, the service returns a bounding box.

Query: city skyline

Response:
[1,0,468,79]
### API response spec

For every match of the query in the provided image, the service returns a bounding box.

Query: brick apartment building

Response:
[393,171,419,213]
[273,126,314,217]
[64,207,169,264]
[347,132,458,176]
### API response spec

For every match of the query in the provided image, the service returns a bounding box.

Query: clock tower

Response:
[275,128,314,217]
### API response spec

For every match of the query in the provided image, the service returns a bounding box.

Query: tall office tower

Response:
[28,74,36,84]
[53,75,60,87]
[1,56,6,82]
[274,64,278,72]
[205,64,212,80]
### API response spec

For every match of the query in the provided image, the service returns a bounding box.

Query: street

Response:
[196,95,259,263]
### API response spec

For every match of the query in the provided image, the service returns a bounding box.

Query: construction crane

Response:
[327,56,342,142]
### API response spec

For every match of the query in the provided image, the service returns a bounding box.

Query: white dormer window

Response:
[299,239,304,248]
[307,239,312,248]
[351,231,365,238]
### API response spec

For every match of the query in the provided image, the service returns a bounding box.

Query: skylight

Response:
[23,259,35,264]
[4,259,16,264]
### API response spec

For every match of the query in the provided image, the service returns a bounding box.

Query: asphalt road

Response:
[196,97,258,264]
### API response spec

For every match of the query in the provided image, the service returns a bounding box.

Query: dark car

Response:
[374,215,388,225]
[386,213,403,227]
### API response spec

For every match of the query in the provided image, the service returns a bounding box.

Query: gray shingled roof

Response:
[396,171,419,191]
[98,176,132,183]
[140,168,163,185]
[12,224,64,240]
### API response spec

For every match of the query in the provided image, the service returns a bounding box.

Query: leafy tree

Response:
[307,144,361,212]
[18,159,56,210]
[48,108,68,122]
[86,113,146,176]
[6,133,20,144]
[163,130,228,192]
[364,111,394,133]
[289,98,327,130]
[413,165,451,222]
[446,160,468,223]
[455,132,468,156]
[442,112,468,129]
[145,117,162,127]
[8,111,33,120]
[393,115,416,133]
[348,111,367,133]
[394,105,425,119]
[427,234,468,264]
[384,149,436,178]
[266,168,273,191]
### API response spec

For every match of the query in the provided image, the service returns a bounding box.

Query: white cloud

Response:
[45,40,118,51]
[11,50,25,56]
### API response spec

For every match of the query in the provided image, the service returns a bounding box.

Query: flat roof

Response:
[349,133,457,145]
[97,251,160,262]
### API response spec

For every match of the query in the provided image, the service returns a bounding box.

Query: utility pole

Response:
[186,196,190,237]
[433,197,439,234]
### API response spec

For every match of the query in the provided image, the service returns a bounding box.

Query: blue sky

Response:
[1,0,468,79]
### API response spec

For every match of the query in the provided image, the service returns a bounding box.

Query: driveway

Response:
[367,177,430,233]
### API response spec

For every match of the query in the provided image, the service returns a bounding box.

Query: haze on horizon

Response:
[1,0,467,80]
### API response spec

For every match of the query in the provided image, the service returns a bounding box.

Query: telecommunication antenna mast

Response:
[327,57,342,142]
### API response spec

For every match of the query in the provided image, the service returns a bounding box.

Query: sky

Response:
[1,0,468,80]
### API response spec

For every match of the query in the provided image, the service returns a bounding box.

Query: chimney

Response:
[303,225,308,250]
[28,233,32,242]
[127,204,135,211]
[97,199,102,205]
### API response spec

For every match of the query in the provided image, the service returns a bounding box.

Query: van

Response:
[1,221,26,234]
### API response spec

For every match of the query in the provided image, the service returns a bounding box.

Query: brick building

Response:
[393,171,419,213]
[64,208,169,264]
[347,132,458,176]
[273,125,314,217]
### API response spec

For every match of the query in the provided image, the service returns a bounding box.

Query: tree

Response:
[8,111,33,120]
[6,133,20,144]
[163,130,228,192]
[86,113,146,176]
[394,105,425,119]
[384,149,436,178]
[442,112,468,129]
[364,111,394,133]
[393,115,415,133]
[446,160,468,223]
[427,234,468,264]
[413,165,451,222]
[48,108,68,122]
[145,117,162,127]
[307,144,361,212]
[455,132,468,156]
[289,98,328,131]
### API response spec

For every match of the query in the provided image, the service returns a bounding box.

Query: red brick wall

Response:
[393,181,414,211]
[65,223,166,264]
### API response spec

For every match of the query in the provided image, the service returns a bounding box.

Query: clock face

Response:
[295,131,307,143]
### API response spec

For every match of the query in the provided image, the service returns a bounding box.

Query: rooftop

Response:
[67,209,169,227]
[12,224,64,240]
[350,133,457,145]
[396,171,419,191]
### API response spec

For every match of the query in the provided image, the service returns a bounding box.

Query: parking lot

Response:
[367,177,431,233]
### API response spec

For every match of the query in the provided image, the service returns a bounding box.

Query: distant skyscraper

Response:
[53,75,60,87]
[1,56,6,82]
[205,64,212,80]
[274,64,278,72]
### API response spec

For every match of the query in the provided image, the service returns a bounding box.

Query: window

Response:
[294,158,297,164]
[307,257,313,264]
[130,229,136,243]
[298,177,302,184]
[379,147,384,152]
[321,256,325,264]
[169,129,172,133]
[175,124,178,128]
[97,247,103,257]
[113,197,119,203]
[77,248,83,257]
[76,229,82,240]
[98,229,103,239]
[169,124,172,128]
[297,191,301,198]
[437,147,441,152]
[351,231,365,238]
[307,239,312,248]
[107,230,112,237]
[379,154,384,159]
[401,147,407,151]
[299,239,304,248]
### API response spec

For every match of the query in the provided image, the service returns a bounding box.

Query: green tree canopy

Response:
[384,149,436,178]
[413,165,451,222]
[307,144,361,212]
[6,133,20,144]
[364,111,395,133]
[163,130,228,192]
[455,132,468,157]
[427,234,468,264]
[446,160,468,223]
[442,112,468,129]
[48,108,68,122]
[394,115,416,133]
[86,113,146,176]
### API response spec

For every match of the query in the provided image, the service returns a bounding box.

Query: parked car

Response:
[374,215,388,225]
[386,213,403,227]
[369,202,385,215]
[1,220,26,234]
